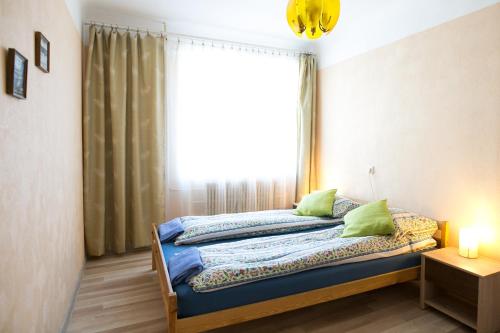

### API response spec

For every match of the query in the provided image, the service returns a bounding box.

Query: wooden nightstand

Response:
[420,247,500,333]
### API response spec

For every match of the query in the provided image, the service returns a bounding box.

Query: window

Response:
[165,41,300,216]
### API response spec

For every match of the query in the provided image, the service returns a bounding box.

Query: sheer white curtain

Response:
[165,41,300,219]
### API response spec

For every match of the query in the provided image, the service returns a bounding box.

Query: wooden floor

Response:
[67,250,473,333]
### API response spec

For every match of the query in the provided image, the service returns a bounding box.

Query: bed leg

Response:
[167,295,177,333]
[152,249,157,271]
[151,231,157,271]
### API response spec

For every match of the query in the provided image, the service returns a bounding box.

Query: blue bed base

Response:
[162,238,426,318]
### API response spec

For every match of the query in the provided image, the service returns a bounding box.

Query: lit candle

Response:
[458,227,479,259]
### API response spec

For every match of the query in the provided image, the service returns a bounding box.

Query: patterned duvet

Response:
[175,210,342,245]
[188,211,438,292]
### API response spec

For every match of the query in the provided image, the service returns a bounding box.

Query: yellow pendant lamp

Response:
[287,0,340,40]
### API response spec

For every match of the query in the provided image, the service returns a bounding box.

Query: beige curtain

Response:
[83,26,165,256]
[296,54,318,202]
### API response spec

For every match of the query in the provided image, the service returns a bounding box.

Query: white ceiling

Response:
[75,0,500,66]
[81,0,313,50]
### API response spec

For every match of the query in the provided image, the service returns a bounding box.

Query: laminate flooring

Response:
[67,250,473,333]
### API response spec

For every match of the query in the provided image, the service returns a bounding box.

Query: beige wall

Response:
[317,5,500,259]
[0,0,84,332]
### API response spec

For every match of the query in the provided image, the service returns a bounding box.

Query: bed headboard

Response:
[434,221,448,248]
[338,196,449,249]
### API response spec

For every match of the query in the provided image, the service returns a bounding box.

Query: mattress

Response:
[161,236,431,318]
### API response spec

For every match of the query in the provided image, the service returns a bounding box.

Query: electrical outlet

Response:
[368,166,375,175]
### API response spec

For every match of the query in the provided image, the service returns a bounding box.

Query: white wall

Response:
[64,0,83,33]
[318,0,500,69]
[0,0,85,331]
[317,5,500,259]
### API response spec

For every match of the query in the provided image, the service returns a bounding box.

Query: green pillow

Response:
[294,189,337,217]
[341,199,395,237]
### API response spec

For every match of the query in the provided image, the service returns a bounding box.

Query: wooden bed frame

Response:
[151,220,448,333]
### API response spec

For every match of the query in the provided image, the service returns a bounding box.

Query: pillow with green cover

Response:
[294,189,337,217]
[341,199,395,237]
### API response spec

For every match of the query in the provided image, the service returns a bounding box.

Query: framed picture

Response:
[6,48,28,99]
[35,31,50,73]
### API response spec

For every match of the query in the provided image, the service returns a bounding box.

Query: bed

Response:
[151,213,448,333]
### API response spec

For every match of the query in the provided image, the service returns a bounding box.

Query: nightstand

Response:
[420,247,500,333]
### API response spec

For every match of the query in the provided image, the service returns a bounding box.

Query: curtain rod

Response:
[83,21,314,57]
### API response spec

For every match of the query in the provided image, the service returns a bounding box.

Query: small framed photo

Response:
[6,48,28,99]
[35,31,50,73]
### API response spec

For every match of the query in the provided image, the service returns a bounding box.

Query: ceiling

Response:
[79,0,500,64]
[81,0,312,50]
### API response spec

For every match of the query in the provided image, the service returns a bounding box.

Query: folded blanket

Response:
[168,248,204,287]
[158,218,185,243]
[175,210,342,245]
